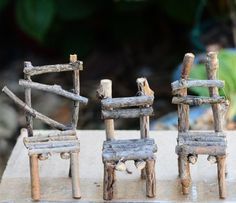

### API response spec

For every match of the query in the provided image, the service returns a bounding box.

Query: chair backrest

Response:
[98,78,154,141]
[171,52,228,134]
[20,54,87,137]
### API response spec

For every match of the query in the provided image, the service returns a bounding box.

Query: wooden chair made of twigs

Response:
[97,78,157,200]
[171,52,229,199]
[2,54,88,200]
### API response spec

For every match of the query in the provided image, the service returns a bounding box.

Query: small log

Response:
[30,154,40,200]
[104,138,155,145]
[206,52,223,132]
[24,62,33,137]
[102,107,153,119]
[103,146,156,162]
[145,159,156,198]
[178,136,226,143]
[25,140,80,150]
[207,155,217,164]
[135,160,146,170]
[171,79,225,93]
[176,145,226,156]
[178,141,226,147]
[24,136,77,145]
[103,162,115,200]
[136,77,154,178]
[60,152,70,159]
[38,153,50,161]
[28,145,79,155]
[2,86,70,131]
[179,154,191,195]
[23,61,83,76]
[103,140,155,149]
[178,131,226,137]
[115,161,126,171]
[71,54,80,129]
[136,78,154,97]
[172,96,226,105]
[98,79,115,140]
[217,155,226,199]
[188,154,197,164]
[70,152,81,199]
[177,53,194,178]
[34,130,76,137]
[181,53,195,80]
[19,79,88,105]
[101,95,154,109]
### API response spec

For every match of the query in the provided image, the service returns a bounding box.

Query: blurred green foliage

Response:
[190,50,236,120]
[0,0,232,57]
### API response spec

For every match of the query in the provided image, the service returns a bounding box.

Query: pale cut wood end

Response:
[70,54,77,63]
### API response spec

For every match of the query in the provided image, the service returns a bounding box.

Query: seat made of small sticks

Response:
[23,130,80,159]
[97,78,157,200]
[102,138,157,162]
[171,52,229,199]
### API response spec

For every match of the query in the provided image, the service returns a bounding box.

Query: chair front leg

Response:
[70,152,81,199]
[30,154,40,201]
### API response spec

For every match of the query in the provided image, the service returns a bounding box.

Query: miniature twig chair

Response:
[171,52,229,199]
[2,54,88,200]
[97,78,157,200]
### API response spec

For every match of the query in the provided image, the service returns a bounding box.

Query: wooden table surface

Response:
[1,129,236,202]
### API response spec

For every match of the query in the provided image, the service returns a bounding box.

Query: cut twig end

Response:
[184,53,195,59]
[96,79,112,99]
[70,54,77,63]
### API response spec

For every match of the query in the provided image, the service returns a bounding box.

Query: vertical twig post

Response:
[145,159,156,198]
[100,79,115,140]
[24,61,41,200]
[70,54,81,199]
[136,78,154,179]
[30,154,40,200]
[103,162,115,200]
[178,53,194,194]
[206,52,226,198]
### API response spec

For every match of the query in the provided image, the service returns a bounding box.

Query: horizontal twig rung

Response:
[19,79,88,104]
[28,145,80,155]
[172,96,226,105]
[24,61,83,76]
[179,131,226,137]
[171,79,224,93]
[101,96,154,109]
[176,145,226,156]
[102,107,153,119]
[25,140,79,150]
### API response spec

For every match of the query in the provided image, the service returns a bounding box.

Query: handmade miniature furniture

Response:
[97,78,157,200]
[2,55,88,200]
[171,52,229,199]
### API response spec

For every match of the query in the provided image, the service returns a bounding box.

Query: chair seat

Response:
[176,132,227,156]
[23,133,80,155]
[102,138,157,162]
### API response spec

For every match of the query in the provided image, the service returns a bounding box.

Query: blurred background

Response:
[0,0,236,177]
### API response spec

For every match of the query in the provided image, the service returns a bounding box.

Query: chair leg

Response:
[217,155,226,199]
[178,156,181,177]
[146,159,156,198]
[70,152,81,199]
[141,168,146,179]
[103,162,115,200]
[179,154,191,195]
[29,154,40,201]
[68,165,72,178]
